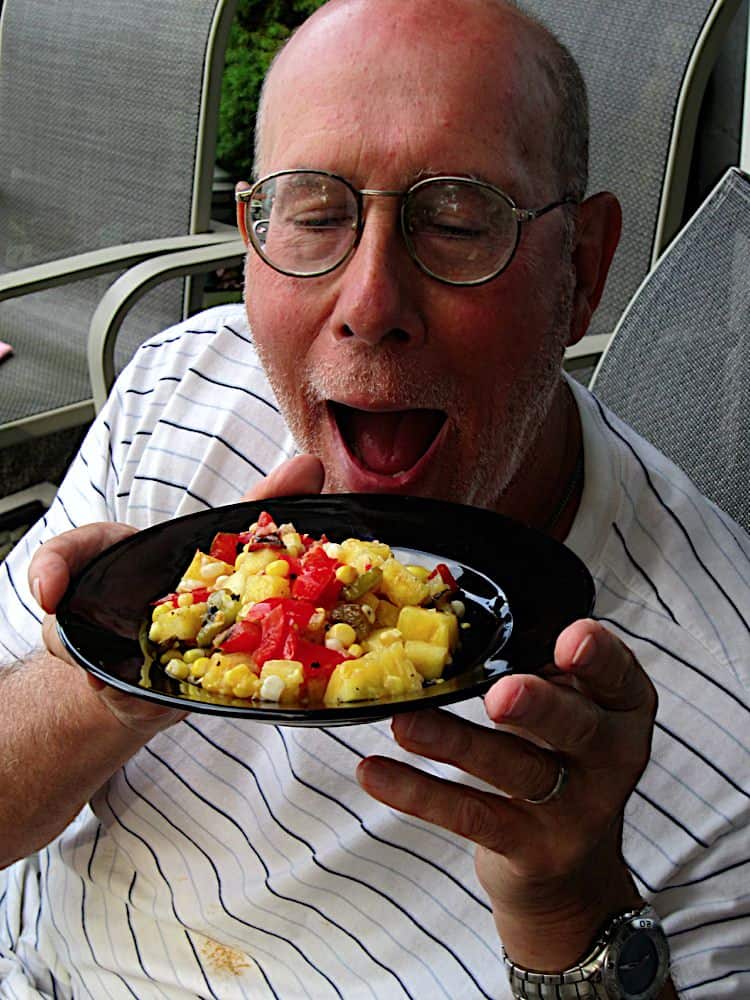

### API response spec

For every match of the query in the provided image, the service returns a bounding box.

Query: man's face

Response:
[245,0,575,510]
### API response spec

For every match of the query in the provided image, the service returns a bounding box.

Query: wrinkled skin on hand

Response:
[357,612,657,969]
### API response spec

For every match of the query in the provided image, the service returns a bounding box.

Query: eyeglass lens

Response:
[247,172,519,283]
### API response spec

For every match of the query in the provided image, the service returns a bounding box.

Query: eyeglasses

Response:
[236,169,577,286]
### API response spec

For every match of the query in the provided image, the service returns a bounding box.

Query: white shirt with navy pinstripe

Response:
[1,305,748,999]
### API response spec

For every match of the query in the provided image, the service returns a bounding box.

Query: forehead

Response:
[260,0,559,198]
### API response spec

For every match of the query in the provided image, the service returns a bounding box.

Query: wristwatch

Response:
[502,904,670,999]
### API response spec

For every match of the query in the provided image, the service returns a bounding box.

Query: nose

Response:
[329,200,426,348]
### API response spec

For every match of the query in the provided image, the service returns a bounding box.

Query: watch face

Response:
[617,932,660,993]
[603,917,670,1000]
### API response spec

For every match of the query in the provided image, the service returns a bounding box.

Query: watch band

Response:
[502,904,669,1000]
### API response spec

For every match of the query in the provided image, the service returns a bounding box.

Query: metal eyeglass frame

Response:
[236,168,578,287]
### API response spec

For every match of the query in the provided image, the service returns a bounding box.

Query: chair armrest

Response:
[0,231,240,302]
[88,238,247,412]
[563,333,613,377]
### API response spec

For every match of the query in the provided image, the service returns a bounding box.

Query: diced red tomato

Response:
[295,635,347,674]
[292,546,342,606]
[279,553,302,577]
[219,619,262,653]
[257,511,274,529]
[245,597,315,629]
[254,604,286,666]
[283,632,347,697]
[209,532,240,566]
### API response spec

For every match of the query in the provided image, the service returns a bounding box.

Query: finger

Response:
[42,613,80,666]
[357,755,517,855]
[391,709,560,802]
[243,454,325,502]
[29,522,137,613]
[483,672,606,760]
[554,618,656,714]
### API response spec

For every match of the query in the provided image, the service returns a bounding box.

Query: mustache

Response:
[302,350,455,411]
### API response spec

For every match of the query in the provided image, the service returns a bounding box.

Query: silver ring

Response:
[522,761,568,805]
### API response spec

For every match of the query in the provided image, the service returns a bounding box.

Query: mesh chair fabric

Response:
[592,167,750,532]
[518,0,733,340]
[0,0,228,424]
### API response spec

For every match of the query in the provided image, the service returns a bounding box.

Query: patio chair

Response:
[0,0,239,451]
[590,166,750,533]
[77,1,748,412]
[514,0,744,374]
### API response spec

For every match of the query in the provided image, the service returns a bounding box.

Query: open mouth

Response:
[329,402,447,477]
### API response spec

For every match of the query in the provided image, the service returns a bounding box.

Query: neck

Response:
[493,379,583,540]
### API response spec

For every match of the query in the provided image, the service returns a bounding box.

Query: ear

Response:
[567,192,622,346]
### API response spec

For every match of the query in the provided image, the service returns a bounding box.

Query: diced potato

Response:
[403,639,450,680]
[281,531,304,557]
[380,558,430,607]
[324,641,422,704]
[396,606,458,649]
[218,570,245,596]
[236,547,282,576]
[259,659,304,701]
[178,550,235,590]
[241,573,291,606]
[200,651,258,694]
[338,539,392,573]
[149,602,208,644]
[404,564,431,582]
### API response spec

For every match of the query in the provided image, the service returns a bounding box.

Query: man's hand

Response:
[356,618,657,971]
[242,453,325,501]
[29,521,187,735]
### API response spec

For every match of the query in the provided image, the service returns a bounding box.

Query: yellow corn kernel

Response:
[224,662,254,692]
[233,674,260,699]
[160,648,181,664]
[183,648,205,663]
[326,622,357,648]
[266,559,290,578]
[152,602,172,619]
[177,593,194,607]
[405,564,430,582]
[335,564,358,585]
[348,643,363,658]
[165,658,190,680]
[190,656,211,678]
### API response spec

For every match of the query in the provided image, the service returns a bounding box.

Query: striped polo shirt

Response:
[0,304,748,998]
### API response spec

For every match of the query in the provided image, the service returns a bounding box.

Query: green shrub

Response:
[217,0,327,182]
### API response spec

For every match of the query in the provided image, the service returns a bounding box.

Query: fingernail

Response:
[572,633,596,667]
[500,683,531,719]
[31,576,44,609]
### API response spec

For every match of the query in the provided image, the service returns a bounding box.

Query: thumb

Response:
[243,454,325,502]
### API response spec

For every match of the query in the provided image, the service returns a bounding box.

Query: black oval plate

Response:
[56,495,594,726]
